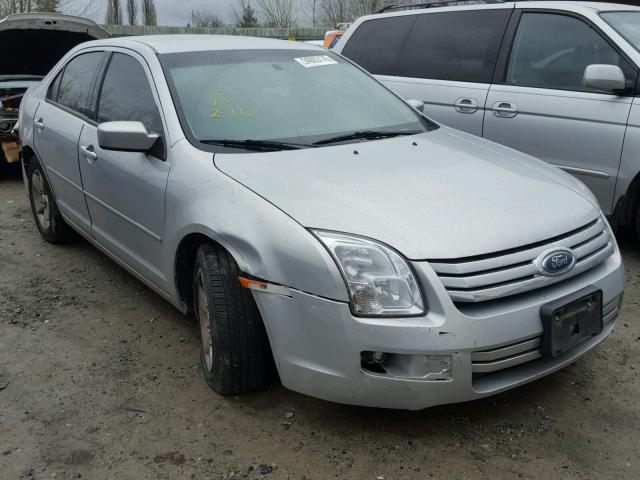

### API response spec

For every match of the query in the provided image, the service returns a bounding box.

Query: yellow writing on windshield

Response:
[210,91,253,120]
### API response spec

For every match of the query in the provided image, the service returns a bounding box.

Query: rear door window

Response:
[397,10,511,83]
[340,15,416,75]
[56,52,104,117]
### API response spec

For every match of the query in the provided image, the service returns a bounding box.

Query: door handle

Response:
[80,145,98,161]
[492,101,518,118]
[454,97,479,114]
[34,118,44,130]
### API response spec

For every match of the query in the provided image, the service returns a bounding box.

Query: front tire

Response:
[27,158,74,243]
[193,244,275,395]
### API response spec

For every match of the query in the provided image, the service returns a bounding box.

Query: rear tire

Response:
[27,157,74,243]
[193,243,275,395]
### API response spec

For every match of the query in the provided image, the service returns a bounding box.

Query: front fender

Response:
[163,141,349,303]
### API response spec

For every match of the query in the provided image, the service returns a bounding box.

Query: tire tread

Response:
[195,244,274,395]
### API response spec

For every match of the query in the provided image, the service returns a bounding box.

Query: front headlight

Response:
[313,230,425,317]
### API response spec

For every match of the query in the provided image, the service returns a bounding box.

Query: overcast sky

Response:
[154,0,234,25]
[82,0,238,26]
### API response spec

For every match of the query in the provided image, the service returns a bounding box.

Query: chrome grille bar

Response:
[429,217,613,303]
[471,336,543,374]
[471,295,621,375]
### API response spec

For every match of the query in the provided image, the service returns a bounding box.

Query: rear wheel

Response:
[193,244,275,395]
[27,158,74,243]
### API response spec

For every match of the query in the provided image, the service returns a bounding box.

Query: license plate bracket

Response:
[541,287,603,357]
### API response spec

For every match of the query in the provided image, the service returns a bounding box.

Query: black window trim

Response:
[47,69,64,103]
[45,50,108,124]
[493,8,639,96]
[94,50,167,161]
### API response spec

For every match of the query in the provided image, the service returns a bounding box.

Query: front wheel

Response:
[27,158,74,243]
[193,244,275,395]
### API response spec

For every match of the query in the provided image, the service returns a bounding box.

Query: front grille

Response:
[430,217,613,303]
[471,295,621,375]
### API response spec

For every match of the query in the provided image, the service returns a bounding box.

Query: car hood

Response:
[0,13,110,76]
[214,127,600,260]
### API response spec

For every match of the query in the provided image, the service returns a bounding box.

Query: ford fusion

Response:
[19,36,624,409]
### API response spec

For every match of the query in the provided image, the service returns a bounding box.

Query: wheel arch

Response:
[20,145,57,201]
[20,144,36,184]
[612,168,640,232]
[173,230,246,315]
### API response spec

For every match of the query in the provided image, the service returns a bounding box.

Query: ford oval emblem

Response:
[538,248,576,276]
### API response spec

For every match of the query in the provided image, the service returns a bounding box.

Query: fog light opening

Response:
[361,351,388,374]
[361,351,453,381]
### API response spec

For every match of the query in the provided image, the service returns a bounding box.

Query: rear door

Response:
[33,51,105,234]
[78,51,170,288]
[339,9,512,136]
[483,11,637,214]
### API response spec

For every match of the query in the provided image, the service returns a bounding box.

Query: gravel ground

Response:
[1,172,640,480]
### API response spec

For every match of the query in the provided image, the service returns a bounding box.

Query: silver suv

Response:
[19,35,624,410]
[336,1,640,238]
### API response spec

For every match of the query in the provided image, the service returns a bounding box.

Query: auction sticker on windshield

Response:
[294,56,338,68]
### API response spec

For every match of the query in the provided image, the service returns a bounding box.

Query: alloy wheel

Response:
[31,169,50,230]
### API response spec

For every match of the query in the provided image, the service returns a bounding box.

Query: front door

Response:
[483,11,637,214]
[78,52,170,288]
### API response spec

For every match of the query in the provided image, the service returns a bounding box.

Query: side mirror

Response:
[583,64,627,94]
[97,121,159,152]
[406,98,425,113]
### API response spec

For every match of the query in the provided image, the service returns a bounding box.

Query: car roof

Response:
[80,35,326,55]
[514,1,640,12]
[358,1,639,20]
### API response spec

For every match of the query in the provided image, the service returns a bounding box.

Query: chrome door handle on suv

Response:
[492,102,518,118]
[454,97,479,114]
[34,118,44,130]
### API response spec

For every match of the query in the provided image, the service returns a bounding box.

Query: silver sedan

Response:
[18,35,624,409]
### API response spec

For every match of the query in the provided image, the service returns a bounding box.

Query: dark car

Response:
[0,13,109,169]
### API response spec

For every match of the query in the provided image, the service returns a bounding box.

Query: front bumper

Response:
[253,246,624,410]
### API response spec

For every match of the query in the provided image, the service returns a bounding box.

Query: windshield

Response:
[601,11,640,52]
[160,49,433,151]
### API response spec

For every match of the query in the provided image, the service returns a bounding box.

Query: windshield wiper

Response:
[312,130,422,146]
[200,139,310,151]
